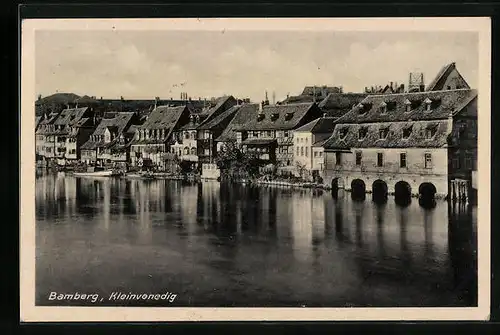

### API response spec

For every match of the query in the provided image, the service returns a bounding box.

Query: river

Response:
[35,171,477,307]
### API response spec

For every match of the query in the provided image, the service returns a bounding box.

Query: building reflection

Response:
[448,202,478,306]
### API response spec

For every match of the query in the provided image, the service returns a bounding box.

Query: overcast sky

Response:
[35,30,478,102]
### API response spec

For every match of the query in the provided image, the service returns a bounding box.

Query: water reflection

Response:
[35,172,477,307]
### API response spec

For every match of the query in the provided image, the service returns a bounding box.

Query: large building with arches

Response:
[321,85,478,202]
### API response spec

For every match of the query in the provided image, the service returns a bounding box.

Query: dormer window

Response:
[358,127,368,140]
[339,128,348,139]
[378,101,387,114]
[424,98,433,112]
[357,103,366,115]
[285,112,294,120]
[379,127,389,139]
[425,124,438,139]
[404,99,412,112]
[257,113,265,122]
[271,113,279,121]
[402,125,413,139]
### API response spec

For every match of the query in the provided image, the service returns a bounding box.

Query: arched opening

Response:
[351,179,366,201]
[331,178,339,198]
[419,182,437,207]
[394,181,412,207]
[372,179,388,203]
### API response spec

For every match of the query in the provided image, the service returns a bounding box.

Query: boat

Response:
[73,170,121,177]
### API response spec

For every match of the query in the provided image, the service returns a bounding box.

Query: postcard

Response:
[20,17,491,322]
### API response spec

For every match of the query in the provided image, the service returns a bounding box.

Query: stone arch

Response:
[372,179,388,203]
[351,179,366,201]
[394,181,412,206]
[419,182,437,202]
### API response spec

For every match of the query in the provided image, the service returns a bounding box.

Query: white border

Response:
[20,17,491,322]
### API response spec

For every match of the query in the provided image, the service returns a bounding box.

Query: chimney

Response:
[259,101,263,113]
[390,81,393,90]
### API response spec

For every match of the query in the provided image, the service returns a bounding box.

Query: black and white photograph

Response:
[20,18,490,322]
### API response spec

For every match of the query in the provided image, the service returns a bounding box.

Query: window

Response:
[379,102,387,114]
[425,127,437,139]
[284,131,289,137]
[319,152,323,157]
[465,153,473,169]
[300,147,304,156]
[377,152,384,167]
[204,149,210,156]
[339,128,348,139]
[282,146,288,154]
[191,147,196,155]
[424,153,432,169]
[424,98,432,112]
[355,151,362,166]
[305,138,308,144]
[379,128,389,139]
[185,132,190,140]
[404,99,412,112]
[296,147,300,156]
[335,152,342,166]
[358,127,368,140]
[314,151,318,158]
[400,153,407,168]
[184,147,189,155]
[402,126,413,139]
[305,147,309,157]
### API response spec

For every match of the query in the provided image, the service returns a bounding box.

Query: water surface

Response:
[35,171,477,307]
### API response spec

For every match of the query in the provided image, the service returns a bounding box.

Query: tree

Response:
[295,161,307,180]
[215,141,264,180]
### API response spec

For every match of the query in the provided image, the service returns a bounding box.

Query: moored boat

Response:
[73,170,121,177]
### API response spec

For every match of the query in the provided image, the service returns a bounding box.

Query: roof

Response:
[302,86,342,96]
[89,112,135,137]
[426,62,471,91]
[241,138,277,145]
[333,89,477,124]
[197,105,241,131]
[235,103,318,131]
[195,95,236,123]
[140,105,188,130]
[323,120,450,149]
[312,137,329,147]
[281,95,316,104]
[53,107,89,126]
[74,117,91,127]
[215,104,258,142]
[317,93,368,118]
[294,116,337,133]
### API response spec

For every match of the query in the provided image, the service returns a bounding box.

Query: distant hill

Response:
[35,93,81,106]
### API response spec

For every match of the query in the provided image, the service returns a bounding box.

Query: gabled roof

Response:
[53,107,89,126]
[81,113,136,150]
[195,95,236,124]
[236,103,319,131]
[197,105,241,131]
[294,116,337,133]
[426,62,470,91]
[215,103,258,142]
[323,120,450,149]
[91,112,135,137]
[140,105,188,130]
[333,89,477,124]
[317,93,368,118]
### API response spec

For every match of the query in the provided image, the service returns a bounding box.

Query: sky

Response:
[35,30,478,102]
